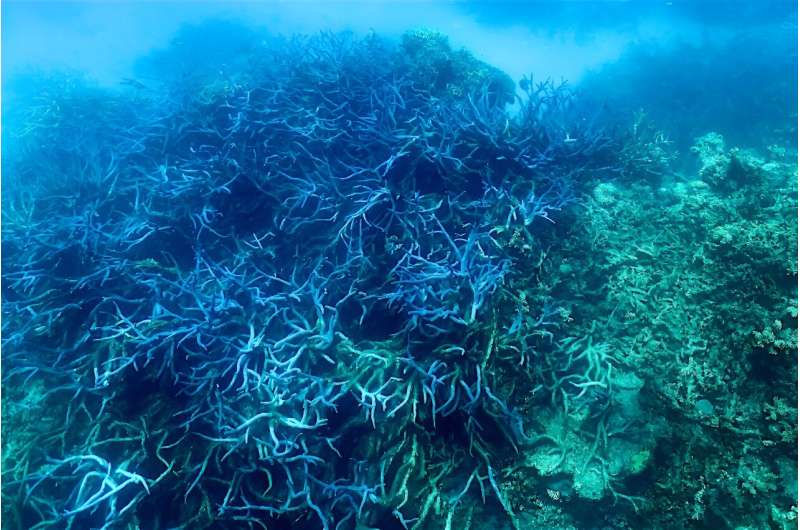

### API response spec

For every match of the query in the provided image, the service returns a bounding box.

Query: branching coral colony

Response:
[2,29,796,530]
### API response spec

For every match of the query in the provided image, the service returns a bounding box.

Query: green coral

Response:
[399,29,515,104]
[496,130,796,529]
[691,132,784,192]
[629,449,652,475]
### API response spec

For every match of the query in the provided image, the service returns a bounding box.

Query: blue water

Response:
[2,2,797,529]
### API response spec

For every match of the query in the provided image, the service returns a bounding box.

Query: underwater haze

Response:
[1,1,798,529]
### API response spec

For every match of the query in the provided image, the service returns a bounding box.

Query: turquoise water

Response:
[2,2,797,529]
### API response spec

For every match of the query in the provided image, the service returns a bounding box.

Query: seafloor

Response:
[1,28,797,530]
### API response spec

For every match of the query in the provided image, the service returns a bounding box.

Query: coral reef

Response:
[1,26,796,530]
[540,132,798,528]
